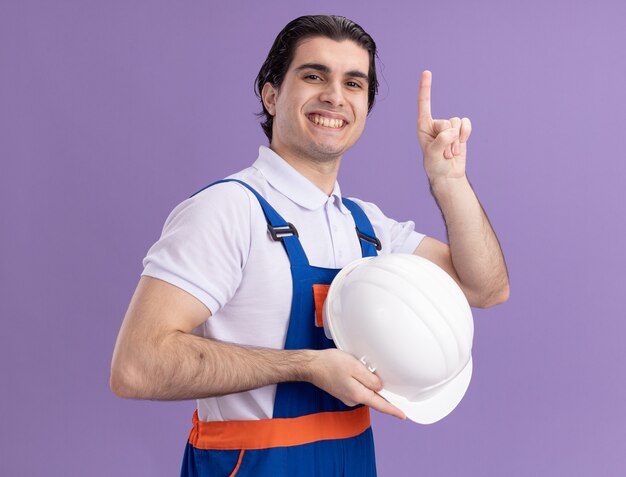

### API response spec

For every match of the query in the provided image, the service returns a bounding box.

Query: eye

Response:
[305,74,322,81]
[346,81,362,89]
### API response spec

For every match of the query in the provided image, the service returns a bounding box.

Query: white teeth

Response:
[310,114,344,129]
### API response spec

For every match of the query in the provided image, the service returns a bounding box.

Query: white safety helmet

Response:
[323,253,474,424]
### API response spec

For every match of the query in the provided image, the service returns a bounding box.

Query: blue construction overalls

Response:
[181,180,381,476]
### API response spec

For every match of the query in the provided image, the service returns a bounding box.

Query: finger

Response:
[417,70,433,123]
[364,390,406,420]
[457,141,467,158]
[449,117,462,156]
[353,361,383,392]
[431,128,459,158]
[444,144,453,159]
[350,370,406,420]
[460,117,472,143]
[433,119,451,134]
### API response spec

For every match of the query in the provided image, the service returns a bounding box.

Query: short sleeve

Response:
[347,197,426,255]
[141,182,253,315]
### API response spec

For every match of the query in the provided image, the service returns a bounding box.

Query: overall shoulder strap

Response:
[192,179,309,266]
[341,198,381,258]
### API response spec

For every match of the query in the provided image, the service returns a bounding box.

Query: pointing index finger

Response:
[417,70,433,123]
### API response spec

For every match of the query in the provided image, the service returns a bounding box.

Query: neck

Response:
[270,145,341,196]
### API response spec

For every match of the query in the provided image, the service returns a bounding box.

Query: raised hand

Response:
[417,70,472,183]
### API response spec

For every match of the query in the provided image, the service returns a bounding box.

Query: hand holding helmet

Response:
[303,348,407,420]
[323,253,474,424]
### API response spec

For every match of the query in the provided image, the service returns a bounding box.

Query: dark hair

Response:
[255,15,379,141]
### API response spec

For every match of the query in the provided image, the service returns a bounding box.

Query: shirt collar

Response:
[252,146,350,215]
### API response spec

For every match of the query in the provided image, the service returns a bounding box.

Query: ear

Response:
[261,82,278,116]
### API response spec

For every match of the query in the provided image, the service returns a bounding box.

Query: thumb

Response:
[428,128,458,157]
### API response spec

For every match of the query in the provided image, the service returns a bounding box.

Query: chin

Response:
[308,143,346,161]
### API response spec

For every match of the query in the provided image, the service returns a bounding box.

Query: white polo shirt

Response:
[142,145,425,421]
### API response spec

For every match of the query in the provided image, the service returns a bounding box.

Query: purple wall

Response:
[2,1,625,475]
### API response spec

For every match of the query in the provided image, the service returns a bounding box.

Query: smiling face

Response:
[262,36,370,166]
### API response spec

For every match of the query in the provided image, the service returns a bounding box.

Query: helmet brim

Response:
[378,357,473,424]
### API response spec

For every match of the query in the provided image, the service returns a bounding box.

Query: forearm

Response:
[110,276,405,418]
[430,175,509,307]
[112,331,314,400]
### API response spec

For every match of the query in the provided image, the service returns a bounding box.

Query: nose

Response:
[319,80,345,107]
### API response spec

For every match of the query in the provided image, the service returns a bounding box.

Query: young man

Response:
[111,15,509,476]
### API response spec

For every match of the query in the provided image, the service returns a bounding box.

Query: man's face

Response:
[263,37,370,163]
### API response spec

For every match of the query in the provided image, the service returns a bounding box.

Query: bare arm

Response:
[413,70,509,308]
[110,276,405,418]
[414,179,509,308]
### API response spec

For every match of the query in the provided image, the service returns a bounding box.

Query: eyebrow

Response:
[294,63,369,83]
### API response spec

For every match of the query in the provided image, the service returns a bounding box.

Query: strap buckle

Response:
[356,229,382,251]
[268,223,299,241]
